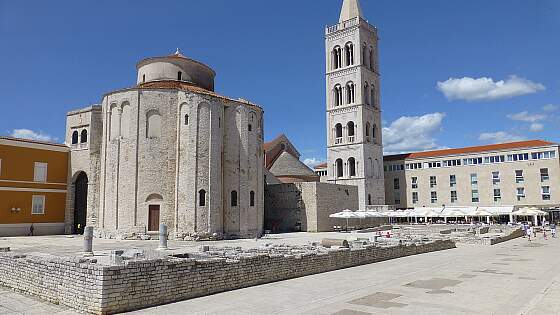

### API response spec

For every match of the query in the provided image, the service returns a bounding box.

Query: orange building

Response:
[0,137,69,236]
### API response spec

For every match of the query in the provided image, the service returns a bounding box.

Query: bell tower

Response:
[325,0,385,208]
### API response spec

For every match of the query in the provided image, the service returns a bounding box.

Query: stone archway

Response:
[73,172,88,235]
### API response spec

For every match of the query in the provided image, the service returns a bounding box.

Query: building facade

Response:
[66,51,265,240]
[384,140,560,210]
[325,0,385,208]
[0,137,69,236]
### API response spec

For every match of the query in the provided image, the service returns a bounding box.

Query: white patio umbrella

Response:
[514,207,548,216]
[330,210,360,230]
[471,208,495,224]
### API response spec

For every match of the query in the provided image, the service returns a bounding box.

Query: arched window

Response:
[335,159,344,178]
[178,71,182,81]
[110,105,120,140]
[369,47,374,71]
[371,84,376,107]
[346,82,355,104]
[365,122,371,142]
[231,191,238,207]
[347,121,355,142]
[142,74,146,83]
[71,131,79,144]
[80,129,88,143]
[199,190,206,206]
[334,85,343,107]
[250,191,255,207]
[345,42,354,66]
[368,194,372,206]
[335,123,343,143]
[146,110,162,139]
[121,103,131,138]
[372,124,377,142]
[333,46,342,70]
[184,114,189,125]
[248,124,252,132]
[364,82,369,105]
[348,157,356,177]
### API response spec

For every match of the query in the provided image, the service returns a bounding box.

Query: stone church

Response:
[65,51,264,240]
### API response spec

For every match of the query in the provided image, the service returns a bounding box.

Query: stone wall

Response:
[0,240,455,314]
[484,228,525,245]
[265,182,364,233]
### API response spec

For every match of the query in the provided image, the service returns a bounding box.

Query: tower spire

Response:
[339,0,364,23]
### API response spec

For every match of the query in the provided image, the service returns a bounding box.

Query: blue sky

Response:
[1,0,559,165]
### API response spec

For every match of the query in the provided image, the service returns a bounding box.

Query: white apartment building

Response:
[383,140,560,210]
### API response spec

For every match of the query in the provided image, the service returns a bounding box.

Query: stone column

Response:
[158,224,168,250]
[534,215,538,227]
[83,226,94,256]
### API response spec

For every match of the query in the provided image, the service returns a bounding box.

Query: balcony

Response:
[347,136,355,143]
[335,137,343,144]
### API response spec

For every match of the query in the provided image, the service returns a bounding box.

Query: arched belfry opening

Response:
[73,172,88,235]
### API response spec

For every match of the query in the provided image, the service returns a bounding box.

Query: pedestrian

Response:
[28,224,34,236]
[544,228,548,240]
[551,223,557,238]
[528,225,533,242]
[522,223,527,238]
[533,225,537,238]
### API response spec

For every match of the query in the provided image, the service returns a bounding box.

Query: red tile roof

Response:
[314,162,328,169]
[0,136,68,148]
[384,140,557,161]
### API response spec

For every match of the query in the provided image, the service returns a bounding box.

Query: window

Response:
[464,157,483,165]
[450,175,457,188]
[333,46,342,69]
[372,124,377,141]
[470,173,478,187]
[231,191,238,207]
[369,47,374,70]
[199,190,206,206]
[365,122,371,142]
[334,123,343,144]
[80,129,88,143]
[426,161,442,168]
[345,42,354,66]
[394,192,401,205]
[406,163,422,170]
[371,84,376,107]
[515,170,524,183]
[142,74,146,82]
[412,192,419,204]
[532,151,556,160]
[451,191,458,203]
[411,177,418,189]
[507,153,530,162]
[334,85,343,107]
[32,195,45,215]
[430,176,437,188]
[184,114,189,125]
[34,162,47,182]
[517,188,526,201]
[492,171,500,185]
[494,189,502,202]
[362,43,368,67]
[336,159,343,178]
[541,168,550,182]
[368,194,372,205]
[250,191,255,207]
[346,82,355,104]
[431,192,437,204]
[542,186,551,201]
[71,131,79,145]
[348,158,356,177]
[364,82,369,105]
[178,71,182,80]
[443,159,461,167]
[472,190,479,203]
[248,124,252,132]
[394,178,400,190]
[347,121,355,142]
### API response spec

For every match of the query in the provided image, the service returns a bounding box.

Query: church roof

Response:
[269,151,318,178]
[339,0,364,22]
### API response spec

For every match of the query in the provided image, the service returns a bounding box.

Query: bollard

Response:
[83,226,94,256]
[157,224,168,250]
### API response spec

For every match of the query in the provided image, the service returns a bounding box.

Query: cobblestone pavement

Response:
[0,286,78,315]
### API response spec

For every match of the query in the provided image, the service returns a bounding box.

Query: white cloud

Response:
[303,158,323,168]
[543,104,560,112]
[478,131,525,143]
[529,123,544,132]
[383,112,446,154]
[507,111,546,122]
[10,129,56,142]
[437,75,545,101]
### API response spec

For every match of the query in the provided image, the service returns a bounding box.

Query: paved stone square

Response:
[1,232,559,314]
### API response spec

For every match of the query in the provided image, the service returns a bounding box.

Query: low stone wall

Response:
[483,228,525,245]
[0,240,455,314]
